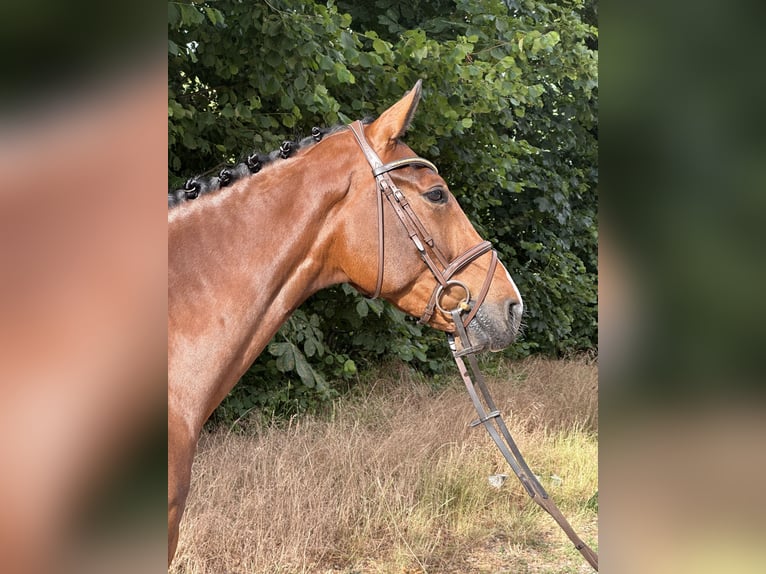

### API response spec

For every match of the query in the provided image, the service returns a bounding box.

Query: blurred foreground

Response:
[601,2,766,571]
[0,16,167,572]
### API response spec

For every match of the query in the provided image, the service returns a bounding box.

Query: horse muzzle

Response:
[464,298,523,353]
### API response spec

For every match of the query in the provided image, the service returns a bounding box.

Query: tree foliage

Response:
[168,0,598,420]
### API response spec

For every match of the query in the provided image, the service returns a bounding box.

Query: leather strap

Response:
[348,120,384,171]
[374,157,438,177]
[462,249,498,327]
[348,121,386,298]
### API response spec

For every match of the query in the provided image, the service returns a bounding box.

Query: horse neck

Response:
[168,154,350,422]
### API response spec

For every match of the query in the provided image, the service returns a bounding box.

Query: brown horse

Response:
[168,82,523,564]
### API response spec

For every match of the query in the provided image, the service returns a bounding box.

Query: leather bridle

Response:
[348,120,498,334]
[348,120,599,572]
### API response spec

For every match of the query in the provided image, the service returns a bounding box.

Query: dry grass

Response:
[171,356,598,574]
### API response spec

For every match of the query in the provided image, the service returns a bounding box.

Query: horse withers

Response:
[167,81,523,564]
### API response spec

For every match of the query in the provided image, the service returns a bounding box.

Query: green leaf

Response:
[413,46,428,61]
[178,3,204,26]
[336,65,355,84]
[168,3,179,27]
[268,342,291,357]
[275,347,295,373]
[318,54,334,71]
[293,349,314,387]
[367,299,384,316]
[355,299,368,318]
[372,38,388,54]
[204,6,223,26]
[358,52,372,68]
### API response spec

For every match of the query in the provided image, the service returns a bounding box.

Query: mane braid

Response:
[167,119,372,210]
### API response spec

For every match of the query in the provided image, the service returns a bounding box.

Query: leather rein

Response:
[348,121,598,572]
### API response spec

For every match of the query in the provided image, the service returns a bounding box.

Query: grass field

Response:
[170,356,598,574]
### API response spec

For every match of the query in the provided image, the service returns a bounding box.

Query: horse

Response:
[168,81,523,565]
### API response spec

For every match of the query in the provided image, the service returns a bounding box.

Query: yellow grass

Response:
[171,356,598,573]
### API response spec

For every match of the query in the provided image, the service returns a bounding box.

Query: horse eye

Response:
[424,188,446,203]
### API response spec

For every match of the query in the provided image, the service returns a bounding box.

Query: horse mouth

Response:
[463,302,522,353]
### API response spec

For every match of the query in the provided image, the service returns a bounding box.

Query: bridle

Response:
[348,120,600,572]
[348,120,498,338]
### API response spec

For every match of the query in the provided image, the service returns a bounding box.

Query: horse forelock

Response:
[168,118,374,210]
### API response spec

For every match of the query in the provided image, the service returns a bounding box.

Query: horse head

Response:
[326,82,523,353]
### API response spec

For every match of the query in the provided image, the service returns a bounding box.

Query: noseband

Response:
[348,121,498,333]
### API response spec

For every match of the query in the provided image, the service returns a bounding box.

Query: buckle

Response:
[470,410,501,428]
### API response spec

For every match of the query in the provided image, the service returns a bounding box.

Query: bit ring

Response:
[435,280,472,315]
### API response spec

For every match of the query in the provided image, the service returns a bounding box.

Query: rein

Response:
[449,309,600,571]
[349,121,599,572]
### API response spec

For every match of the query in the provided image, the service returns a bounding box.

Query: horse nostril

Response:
[506,299,522,323]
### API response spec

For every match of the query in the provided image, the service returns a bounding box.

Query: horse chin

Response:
[464,304,520,353]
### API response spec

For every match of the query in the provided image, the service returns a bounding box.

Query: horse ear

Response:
[368,80,422,147]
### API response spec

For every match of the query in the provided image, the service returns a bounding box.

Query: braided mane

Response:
[168,120,372,209]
